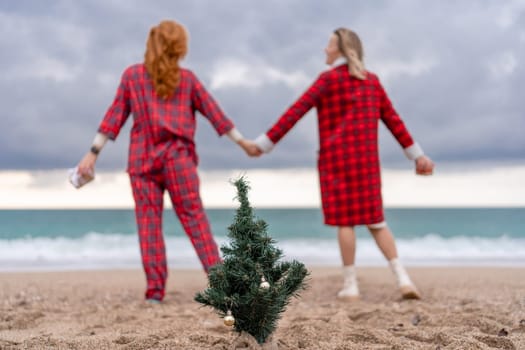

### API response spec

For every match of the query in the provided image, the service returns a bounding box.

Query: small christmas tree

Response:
[195,178,308,345]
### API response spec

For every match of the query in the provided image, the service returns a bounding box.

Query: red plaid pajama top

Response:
[98,64,234,174]
[265,65,416,226]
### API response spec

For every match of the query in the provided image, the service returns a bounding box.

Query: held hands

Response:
[415,155,434,175]
[238,139,263,157]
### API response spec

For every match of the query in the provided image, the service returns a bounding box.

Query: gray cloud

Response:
[1,0,524,171]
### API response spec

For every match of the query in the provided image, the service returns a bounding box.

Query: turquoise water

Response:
[2,208,524,239]
[0,208,524,270]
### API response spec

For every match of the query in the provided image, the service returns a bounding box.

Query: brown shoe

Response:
[400,285,421,300]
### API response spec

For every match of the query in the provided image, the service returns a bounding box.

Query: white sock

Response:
[342,265,357,283]
[389,258,413,287]
[338,265,359,296]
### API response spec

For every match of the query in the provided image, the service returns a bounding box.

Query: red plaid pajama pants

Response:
[129,145,221,301]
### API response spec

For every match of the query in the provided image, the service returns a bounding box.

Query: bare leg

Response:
[368,225,421,299]
[367,226,398,261]
[338,226,356,265]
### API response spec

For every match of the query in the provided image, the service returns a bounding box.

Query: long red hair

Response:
[144,20,188,99]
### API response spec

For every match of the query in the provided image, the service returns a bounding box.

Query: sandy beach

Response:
[1,267,524,349]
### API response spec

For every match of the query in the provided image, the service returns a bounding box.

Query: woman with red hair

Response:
[76,20,260,303]
[255,28,434,301]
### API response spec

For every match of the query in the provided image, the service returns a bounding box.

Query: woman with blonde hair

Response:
[76,20,260,303]
[255,28,434,300]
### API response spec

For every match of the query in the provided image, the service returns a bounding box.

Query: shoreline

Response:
[2,259,525,274]
[1,267,524,349]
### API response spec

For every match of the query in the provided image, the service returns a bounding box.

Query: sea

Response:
[0,208,523,271]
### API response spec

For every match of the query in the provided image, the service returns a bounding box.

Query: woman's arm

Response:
[77,132,109,176]
[76,68,132,177]
[255,74,327,153]
[376,78,423,159]
[97,68,132,141]
[190,71,261,156]
[190,71,234,136]
[376,77,434,175]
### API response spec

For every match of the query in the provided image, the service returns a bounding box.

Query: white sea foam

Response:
[1,232,524,271]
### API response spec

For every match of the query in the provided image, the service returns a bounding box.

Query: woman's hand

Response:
[238,139,263,157]
[415,155,434,175]
[77,151,97,176]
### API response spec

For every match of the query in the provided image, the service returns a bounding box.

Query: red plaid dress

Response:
[98,64,233,300]
[266,65,416,226]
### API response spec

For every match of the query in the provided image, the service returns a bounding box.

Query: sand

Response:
[1,267,524,349]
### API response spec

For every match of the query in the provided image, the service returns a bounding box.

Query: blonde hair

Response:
[144,20,188,99]
[334,28,366,80]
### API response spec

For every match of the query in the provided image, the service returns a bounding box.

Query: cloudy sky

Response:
[1,0,524,207]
